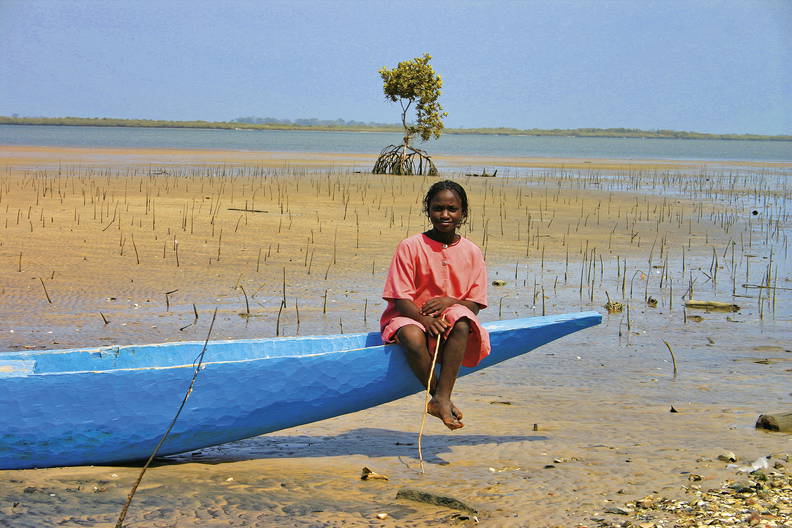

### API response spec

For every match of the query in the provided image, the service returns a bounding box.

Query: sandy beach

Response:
[0,145,790,527]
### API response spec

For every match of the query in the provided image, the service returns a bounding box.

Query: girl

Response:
[380,180,490,430]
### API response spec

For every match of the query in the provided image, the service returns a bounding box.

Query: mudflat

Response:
[1,145,790,527]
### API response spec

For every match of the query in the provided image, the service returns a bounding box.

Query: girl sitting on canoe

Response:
[381,180,490,430]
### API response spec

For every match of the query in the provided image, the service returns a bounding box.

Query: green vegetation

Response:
[449,127,792,141]
[231,116,394,128]
[379,53,446,143]
[374,53,446,175]
[1,115,789,142]
[0,115,402,133]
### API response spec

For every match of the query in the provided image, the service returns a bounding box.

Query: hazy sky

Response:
[1,1,790,134]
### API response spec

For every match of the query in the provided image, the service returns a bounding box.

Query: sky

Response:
[1,0,790,135]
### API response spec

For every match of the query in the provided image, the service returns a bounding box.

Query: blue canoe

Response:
[0,311,600,470]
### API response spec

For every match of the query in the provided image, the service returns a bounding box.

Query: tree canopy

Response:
[378,53,447,143]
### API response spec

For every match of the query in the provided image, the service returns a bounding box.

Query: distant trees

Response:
[372,53,447,176]
[1,116,788,142]
[231,116,395,127]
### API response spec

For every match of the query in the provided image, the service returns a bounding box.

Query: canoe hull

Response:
[0,312,600,469]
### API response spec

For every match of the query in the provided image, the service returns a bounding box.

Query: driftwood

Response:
[756,412,792,433]
[396,488,477,514]
[360,467,389,480]
[227,208,267,213]
[464,169,497,177]
[742,283,792,291]
[684,299,740,312]
[603,291,623,313]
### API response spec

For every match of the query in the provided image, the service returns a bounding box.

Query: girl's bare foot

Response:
[427,397,464,430]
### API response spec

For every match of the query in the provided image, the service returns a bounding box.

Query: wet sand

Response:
[0,145,790,527]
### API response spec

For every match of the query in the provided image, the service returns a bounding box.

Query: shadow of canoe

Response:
[153,427,547,466]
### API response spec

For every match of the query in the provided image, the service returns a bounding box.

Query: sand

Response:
[0,145,790,527]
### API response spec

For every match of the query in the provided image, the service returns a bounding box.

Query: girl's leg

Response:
[428,318,469,430]
[396,324,436,391]
[397,320,469,430]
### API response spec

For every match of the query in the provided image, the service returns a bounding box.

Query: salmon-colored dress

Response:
[380,233,490,367]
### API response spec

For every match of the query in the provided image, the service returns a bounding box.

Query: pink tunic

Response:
[380,233,490,367]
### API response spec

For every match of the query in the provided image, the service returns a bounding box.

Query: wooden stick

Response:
[276,299,285,336]
[663,340,678,379]
[39,277,52,304]
[238,285,250,316]
[131,233,140,265]
[164,289,178,311]
[418,327,444,474]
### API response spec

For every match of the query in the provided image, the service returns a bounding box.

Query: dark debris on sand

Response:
[589,454,791,528]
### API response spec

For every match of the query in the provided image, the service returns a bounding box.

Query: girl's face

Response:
[428,189,464,234]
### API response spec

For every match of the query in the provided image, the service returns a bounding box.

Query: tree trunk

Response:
[400,136,410,173]
[755,411,792,432]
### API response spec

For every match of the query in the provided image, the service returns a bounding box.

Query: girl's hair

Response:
[423,180,469,225]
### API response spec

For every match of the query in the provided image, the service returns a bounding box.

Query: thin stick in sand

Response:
[663,340,678,379]
[418,326,444,474]
[38,277,52,304]
[115,308,218,528]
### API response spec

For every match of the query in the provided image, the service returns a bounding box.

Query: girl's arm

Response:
[421,297,481,317]
[393,298,449,336]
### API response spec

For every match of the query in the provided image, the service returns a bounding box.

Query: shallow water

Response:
[3,123,792,162]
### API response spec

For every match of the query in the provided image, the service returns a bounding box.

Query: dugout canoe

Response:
[0,311,601,470]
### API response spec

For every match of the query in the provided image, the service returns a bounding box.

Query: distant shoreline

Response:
[2,116,790,142]
[3,145,789,172]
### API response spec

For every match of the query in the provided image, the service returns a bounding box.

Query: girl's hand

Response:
[421,315,449,337]
[420,296,456,317]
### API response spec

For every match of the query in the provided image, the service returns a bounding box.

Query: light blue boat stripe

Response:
[0,360,36,377]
